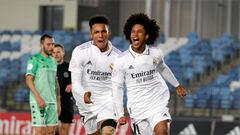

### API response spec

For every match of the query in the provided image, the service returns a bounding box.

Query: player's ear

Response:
[40,43,43,50]
[108,30,111,37]
[90,29,93,40]
[145,34,149,40]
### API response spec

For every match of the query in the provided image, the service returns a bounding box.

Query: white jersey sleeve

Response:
[157,50,179,87]
[112,57,125,119]
[69,47,86,100]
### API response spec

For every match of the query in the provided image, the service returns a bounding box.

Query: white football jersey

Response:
[69,41,121,115]
[112,45,179,120]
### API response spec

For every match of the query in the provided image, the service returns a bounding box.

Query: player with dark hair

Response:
[26,34,60,135]
[53,44,74,135]
[69,15,120,135]
[112,13,187,135]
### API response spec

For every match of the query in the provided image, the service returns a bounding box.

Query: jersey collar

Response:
[128,45,150,58]
[90,40,113,56]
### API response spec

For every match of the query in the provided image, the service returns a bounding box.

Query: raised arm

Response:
[157,53,187,97]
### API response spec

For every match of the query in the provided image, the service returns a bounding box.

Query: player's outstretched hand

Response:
[176,85,187,97]
[119,117,127,125]
[84,91,93,104]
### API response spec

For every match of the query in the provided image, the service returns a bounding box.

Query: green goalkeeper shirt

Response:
[26,53,57,103]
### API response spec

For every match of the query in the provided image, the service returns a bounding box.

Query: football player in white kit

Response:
[69,15,121,135]
[112,13,187,135]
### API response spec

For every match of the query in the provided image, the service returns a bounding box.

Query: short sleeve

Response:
[69,47,83,73]
[26,56,38,76]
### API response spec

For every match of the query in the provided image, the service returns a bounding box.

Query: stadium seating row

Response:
[1,30,240,112]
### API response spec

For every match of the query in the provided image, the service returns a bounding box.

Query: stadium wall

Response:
[0,0,77,31]
[0,0,239,38]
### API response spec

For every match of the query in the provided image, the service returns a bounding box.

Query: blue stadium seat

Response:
[53,30,64,43]
[219,88,233,109]
[158,32,166,43]
[0,59,10,86]
[184,95,196,108]
[43,30,53,35]
[63,32,74,52]
[72,31,82,46]
[20,53,30,75]
[232,99,240,109]
[0,41,11,52]
[187,32,198,45]
[196,91,208,108]
[192,56,205,75]
[11,41,21,52]
[15,88,29,102]
[81,31,90,43]
[10,59,20,82]
[111,36,124,47]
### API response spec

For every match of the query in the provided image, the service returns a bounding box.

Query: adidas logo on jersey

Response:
[128,65,134,69]
[163,113,168,117]
[86,61,92,65]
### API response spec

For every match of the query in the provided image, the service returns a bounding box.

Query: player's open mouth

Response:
[98,40,104,43]
[132,38,139,44]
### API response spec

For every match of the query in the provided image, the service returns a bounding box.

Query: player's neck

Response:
[131,45,146,54]
[40,51,50,58]
[99,45,109,52]
[58,59,64,64]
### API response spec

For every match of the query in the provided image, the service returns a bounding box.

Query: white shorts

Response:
[79,102,117,134]
[131,107,171,135]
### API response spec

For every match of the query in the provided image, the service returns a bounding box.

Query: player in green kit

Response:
[26,34,61,135]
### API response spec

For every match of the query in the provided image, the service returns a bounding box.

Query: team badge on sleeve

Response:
[27,64,33,70]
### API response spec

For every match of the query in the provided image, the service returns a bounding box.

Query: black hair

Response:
[123,13,160,45]
[40,34,53,44]
[100,119,117,130]
[54,44,65,52]
[89,15,109,29]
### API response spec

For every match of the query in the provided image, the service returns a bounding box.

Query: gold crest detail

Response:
[109,63,114,70]
[153,58,158,65]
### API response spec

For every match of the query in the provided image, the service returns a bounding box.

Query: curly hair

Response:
[123,13,160,45]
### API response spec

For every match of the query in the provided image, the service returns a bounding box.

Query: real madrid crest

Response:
[153,57,158,65]
[109,63,114,70]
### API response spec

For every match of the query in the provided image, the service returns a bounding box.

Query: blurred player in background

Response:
[26,34,61,135]
[112,13,187,135]
[53,44,74,135]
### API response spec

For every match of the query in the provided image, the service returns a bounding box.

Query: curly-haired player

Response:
[112,13,187,135]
